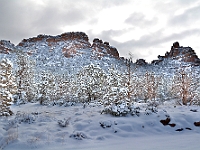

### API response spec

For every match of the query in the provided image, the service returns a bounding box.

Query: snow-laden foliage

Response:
[102,67,130,116]
[0,59,17,116]
[0,43,200,115]
[74,64,107,103]
[14,50,36,104]
[171,67,199,105]
[37,71,56,105]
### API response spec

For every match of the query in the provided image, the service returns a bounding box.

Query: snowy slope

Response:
[0,102,200,150]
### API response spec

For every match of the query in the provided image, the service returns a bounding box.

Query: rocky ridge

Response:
[152,42,200,66]
[0,33,199,66]
[13,32,119,59]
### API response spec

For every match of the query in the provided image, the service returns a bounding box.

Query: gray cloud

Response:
[0,0,35,42]
[91,28,200,61]
[125,12,157,27]
[118,28,200,49]
[168,4,200,26]
[0,0,130,44]
[31,5,88,34]
[90,29,131,39]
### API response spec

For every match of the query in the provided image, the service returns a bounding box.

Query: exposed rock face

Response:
[153,42,200,65]
[0,40,15,54]
[91,38,119,59]
[16,32,119,59]
[18,32,91,57]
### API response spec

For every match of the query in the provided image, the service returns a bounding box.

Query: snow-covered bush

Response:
[144,101,159,115]
[58,118,70,127]
[69,132,88,140]
[15,112,36,124]
[0,59,17,116]
[102,101,131,116]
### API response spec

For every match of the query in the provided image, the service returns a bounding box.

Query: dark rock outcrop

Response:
[176,128,184,131]
[91,38,119,59]
[152,42,200,65]
[194,121,200,127]
[160,117,176,127]
[160,118,171,126]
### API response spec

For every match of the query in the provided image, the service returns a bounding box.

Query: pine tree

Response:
[53,73,70,103]
[75,64,107,103]
[103,67,126,105]
[124,53,135,103]
[156,73,171,102]
[37,71,56,105]
[0,59,17,116]
[15,50,36,103]
[102,67,131,116]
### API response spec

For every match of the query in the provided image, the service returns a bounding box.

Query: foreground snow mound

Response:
[0,103,200,150]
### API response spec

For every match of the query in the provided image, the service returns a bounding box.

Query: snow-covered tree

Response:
[124,53,137,103]
[15,50,36,103]
[102,67,131,116]
[75,64,107,103]
[0,59,17,116]
[171,69,194,105]
[103,67,126,104]
[53,73,70,103]
[37,71,56,105]
[156,74,172,102]
[134,72,161,102]
[189,72,200,105]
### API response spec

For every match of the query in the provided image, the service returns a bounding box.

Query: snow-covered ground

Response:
[1,103,200,150]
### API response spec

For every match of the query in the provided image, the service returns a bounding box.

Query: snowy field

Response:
[0,102,200,150]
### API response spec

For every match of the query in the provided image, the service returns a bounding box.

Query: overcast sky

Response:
[0,0,200,62]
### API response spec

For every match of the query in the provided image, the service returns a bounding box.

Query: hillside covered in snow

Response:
[0,32,200,149]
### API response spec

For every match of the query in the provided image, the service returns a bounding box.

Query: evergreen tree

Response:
[37,71,56,105]
[0,59,17,116]
[102,67,130,116]
[75,64,107,103]
[15,50,36,103]
[54,73,70,103]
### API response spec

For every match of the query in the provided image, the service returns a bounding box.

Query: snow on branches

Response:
[0,59,17,116]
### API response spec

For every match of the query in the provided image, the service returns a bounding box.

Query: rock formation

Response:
[152,42,200,65]
[17,32,91,58]
[1,35,200,66]
[91,38,119,59]
[16,32,119,59]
